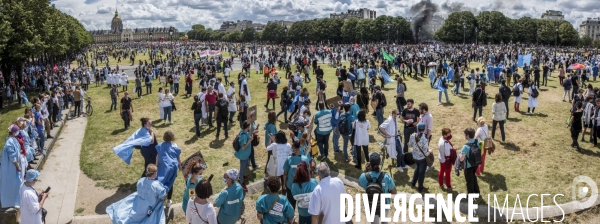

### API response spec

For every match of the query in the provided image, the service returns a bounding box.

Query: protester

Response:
[235,121,254,191]
[437,128,454,190]
[106,164,167,223]
[182,164,204,214]
[158,87,165,120]
[308,162,346,224]
[418,103,433,144]
[139,118,157,177]
[255,176,295,224]
[472,84,486,121]
[359,153,397,224]
[314,102,332,160]
[214,92,229,138]
[291,161,318,224]
[110,85,119,111]
[491,93,507,142]
[161,89,175,124]
[408,122,431,193]
[185,179,217,224]
[120,91,133,130]
[371,85,385,126]
[237,95,248,128]
[215,169,245,224]
[340,103,355,162]
[0,124,24,208]
[379,109,409,172]
[460,128,480,194]
[20,169,48,224]
[191,95,203,137]
[283,141,310,211]
[353,109,371,170]
[155,130,181,207]
[513,79,524,112]
[527,83,539,115]
[227,82,237,124]
[569,102,584,150]
[435,74,450,104]
[266,131,292,181]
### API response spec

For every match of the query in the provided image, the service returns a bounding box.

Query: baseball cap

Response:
[369,152,381,166]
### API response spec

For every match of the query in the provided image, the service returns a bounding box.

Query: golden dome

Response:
[111,9,123,31]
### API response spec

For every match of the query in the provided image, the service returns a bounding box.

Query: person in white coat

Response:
[513,79,524,112]
[240,74,251,102]
[121,71,128,91]
[527,82,539,114]
[158,88,165,120]
[227,82,237,123]
[378,109,410,173]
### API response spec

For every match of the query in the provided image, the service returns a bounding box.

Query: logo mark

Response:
[572,176,598,209]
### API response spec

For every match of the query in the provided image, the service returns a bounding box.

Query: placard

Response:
[343,81,353,92]
[325,96,343,109]
[248,105,257,122]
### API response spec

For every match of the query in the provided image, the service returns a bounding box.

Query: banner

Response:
[198,50,208,57]
[517,55,524,67]
[523,53,532,67]
[209,50,221,56]
[381,50,394,62]
[325,96,343,109]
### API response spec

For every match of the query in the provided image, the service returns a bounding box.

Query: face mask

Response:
[222,178,227,184]
[445,134,453,140]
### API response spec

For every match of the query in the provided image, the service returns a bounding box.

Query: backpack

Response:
[365,172,385,213]
[531,86,539,98]
[500,86,511,99]
[288,115,302,132]
[218,99,229,117]
[145,75,150,83]
[512,84,521,97]
[233,132,242,152]
[467,140,482,167]
[379,92,387,107]
[338,114,352,136]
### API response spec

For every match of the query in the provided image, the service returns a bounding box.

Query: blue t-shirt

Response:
[460,139,482,168]
[215,184,245,224]
[313,109,332,135]
[283,154,311,189]
[256,194,294,224]
[350,104,360,118]
[234,130,251,160]
[264,123,277,147]
[34,112,44,132]
[359,171,395,205]
[330,108,340,127]
[291,178,318,217]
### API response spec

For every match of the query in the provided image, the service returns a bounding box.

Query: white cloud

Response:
[55,0,596,31]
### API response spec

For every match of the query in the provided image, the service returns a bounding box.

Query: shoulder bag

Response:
[266,144,278,177]
[482,129,495,155]
[193,201,210,224]
[416,141,434,167]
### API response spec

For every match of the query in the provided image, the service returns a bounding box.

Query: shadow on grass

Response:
[507,117,522,122]
[184,135,199,145]
[578,147,600,157]
[94,182,136,214]
[209,138,225,149]
[440,102,455,106]
[111,128,127,135]
[501,141,521,151]
[530,113,549,117]
[479,172,508,191]
[104,110,113,114]
[278,122,289,130]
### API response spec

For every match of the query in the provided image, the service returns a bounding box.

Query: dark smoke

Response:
[409,0,438,43]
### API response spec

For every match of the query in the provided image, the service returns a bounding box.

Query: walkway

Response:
[38,117,87,224]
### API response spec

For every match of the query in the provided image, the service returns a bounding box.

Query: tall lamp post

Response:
[387,24,390,45]
[284,26,288,55]
[149,32,153,61]
[462,22,466,44]
[536,30,539,45]
[169,27,174,42]
[555,25,558,48]
[360,31,363,44]
[475,27,478,45]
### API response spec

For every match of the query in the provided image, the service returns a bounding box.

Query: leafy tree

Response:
[262,22,284,42]
[476,11,511,44]
[558,22,579,46]
[594,39,600,49]
[512,17,538,44]
[434,11,477,43]
[580,35,593,47]
[341,18,359,43]
[241,27,256,42]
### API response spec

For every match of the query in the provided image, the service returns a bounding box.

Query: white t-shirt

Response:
[353,120,371,146]
[159,93,174,108]
[308,176,346,224]
[267,143,292,176]
[20,185,43,224]
[224,67,231,77]
[437,137,452,163]
[475,124,489,141]
[173,74,181,84]
[185,199,218,224]
[227,87,237,112]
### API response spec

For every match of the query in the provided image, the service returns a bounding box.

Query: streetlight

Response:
[360,31,363,44]
[169,27,174,42]
[149,32,153,61]
[387,24,390,45]
[475,27,478,45]
[555,25,558,47]
[536,30,539,45]
[284,25,288,54]
[462,22,466,44]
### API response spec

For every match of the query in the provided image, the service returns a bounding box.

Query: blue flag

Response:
[113,128,153,165]
[523,54,532,67]
[517,55,524,67]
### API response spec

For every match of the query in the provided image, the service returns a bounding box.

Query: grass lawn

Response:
[75,58,600,208]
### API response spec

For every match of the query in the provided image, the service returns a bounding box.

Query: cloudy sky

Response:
[52,0,598,31]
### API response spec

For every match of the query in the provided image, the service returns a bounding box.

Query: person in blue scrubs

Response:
[215,169,245,224]
[291,161,318,224]
[0,124,24,208]
[255,176,295,224]
[359,153,397,224]
[155,130,181,207]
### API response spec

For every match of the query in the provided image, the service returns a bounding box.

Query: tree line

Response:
[187,11,597,47]
[0,0,93,85]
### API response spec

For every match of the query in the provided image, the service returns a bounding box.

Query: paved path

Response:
[38,117,87,224]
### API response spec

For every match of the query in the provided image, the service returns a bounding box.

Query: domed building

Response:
[88,9,178,43]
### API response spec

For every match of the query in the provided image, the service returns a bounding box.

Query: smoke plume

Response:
[409,0,438,42]
[440,1,477,14]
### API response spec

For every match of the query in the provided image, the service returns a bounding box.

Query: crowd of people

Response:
[2,40,600,223]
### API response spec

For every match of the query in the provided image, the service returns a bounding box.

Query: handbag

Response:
[416,143,434,167]
[193,201,209,224]
[482,130,495,155]
[251,134,260,147]
[266,146,277,177]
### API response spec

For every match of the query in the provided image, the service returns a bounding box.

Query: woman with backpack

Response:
[513,79,524,112]
[276,86,290,123]
[569,102,584,150]
[408,122,431,193]
[527,82,539,115]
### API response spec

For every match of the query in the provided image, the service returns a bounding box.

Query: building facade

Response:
[219,20,266,32]
[267,20,295,28]
[88,9,178,43]
[330,8,376,20]
[541,10,564,21]
[579,18,600,40]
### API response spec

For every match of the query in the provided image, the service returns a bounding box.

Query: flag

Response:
[381,50,394,62]
[112,128,153,165]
